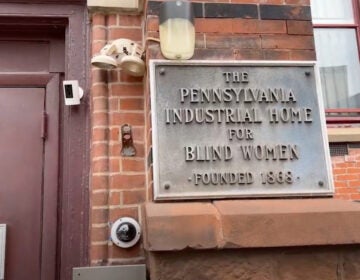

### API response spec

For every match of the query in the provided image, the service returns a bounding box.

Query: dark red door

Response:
[0,87,48,279]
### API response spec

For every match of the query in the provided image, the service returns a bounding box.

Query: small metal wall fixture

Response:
[121,124,136,157]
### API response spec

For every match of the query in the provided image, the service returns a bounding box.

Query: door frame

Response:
[0,3,90,280]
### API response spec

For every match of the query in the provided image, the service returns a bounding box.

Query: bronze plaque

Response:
[150,61,333,200]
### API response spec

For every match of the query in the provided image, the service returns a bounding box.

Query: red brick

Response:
[107,14,118,26]
[333,168,347,175]
[120,71,144,83]
[90,244,108,260]
[290,50,316,60]
[231,0,265,3]
[110,174,146,189]
[93,158,108,173]
[334,181,347,188]
[92,41,107,55]
[92,69,107,83]
[93,26,106,41]
[231,19,286,34]
[110,127,120,141]
[287,20,313,35]
[123,189,146,204]
[108,69,119,83]
[337,174,359,181]
[92,192,108,207]
[347,168,360,174]
[108,243,142,259]
[195,33,206,48]
[109,206,139,222]
[147,183,154,201]
[92,84,108,98]
[110,112,144,126]
[108,28,142,42]
[92,143,108,158]
[146,31,159,40]
[348,181,360,188]
[92,208,109,224]
[195,18,233,34]
[261,34,314,50]
[234,49,263,60]
[335,162,351,168]
[350,149,360,155]
[133,142,145,158]
[146,130,152,150]
[261,0,284,3]
[110,158,120,172]
[337,187,359,194]
[92,128,109,141]
[232,19,260,34]
[109,98,120,111]
[258,20,287,34]
[147,167,153,184]
[92,13,106,26]
[109,191,121,205]
[120,98,144,111]
[207,34,261,49]
[286,0,309,4]
[110,84,143,97]
[146,45,162,60]
[110,143,121,155]
[93,98,108,112]
[350,193,360,200]
[93,112,108,126]
[131,127,145,142]
[263,49,290,60]
[91,227,109,242]
[119,15,142,27]
[147,17,159,32]
[122,158,145,172]
[92,175,108,190]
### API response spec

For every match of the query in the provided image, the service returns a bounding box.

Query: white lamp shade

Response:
[159,1,195,60]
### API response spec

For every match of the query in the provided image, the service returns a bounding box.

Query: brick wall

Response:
[90,13,146,265]
[89,0,360,267]
[145,0,315,61]
[332,148,360,201]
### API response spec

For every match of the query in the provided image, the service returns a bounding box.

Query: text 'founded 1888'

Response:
[150,61,333,200]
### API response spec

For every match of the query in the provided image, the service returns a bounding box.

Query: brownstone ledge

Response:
[143,199,360,251]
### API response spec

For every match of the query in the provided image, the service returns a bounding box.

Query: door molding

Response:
[0,3,90,280]
[0,73,59,280]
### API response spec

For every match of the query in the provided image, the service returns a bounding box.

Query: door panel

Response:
[0,88,45,279]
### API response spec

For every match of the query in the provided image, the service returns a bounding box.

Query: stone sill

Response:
[87,0,144,14]
[328,128,360,143]
[143,199,360,251]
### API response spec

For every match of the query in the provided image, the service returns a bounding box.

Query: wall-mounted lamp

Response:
[159,0,195,60]
[91,39,145,77]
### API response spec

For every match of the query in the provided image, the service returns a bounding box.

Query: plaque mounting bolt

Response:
[305,71,311,77]
[164,183,171,190]
[159,68,166,75]
[318,181,324,187]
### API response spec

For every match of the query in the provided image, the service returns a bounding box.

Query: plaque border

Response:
[150,60,334,201]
